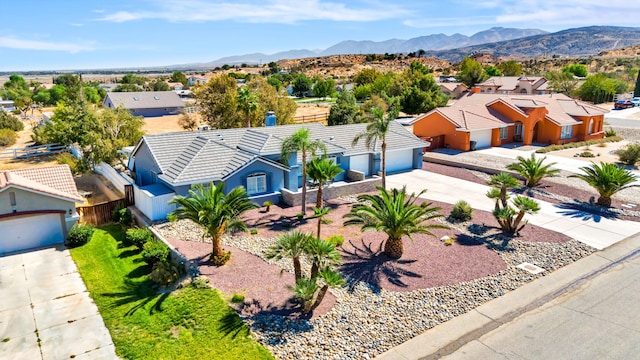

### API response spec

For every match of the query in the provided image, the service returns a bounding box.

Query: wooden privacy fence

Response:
[293,113,328,123]
[77,185,134,226]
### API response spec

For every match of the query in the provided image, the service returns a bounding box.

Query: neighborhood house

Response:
[103,91,185,117]
[412,93,607,151]
[128,122,427,220]
[474,75,552,95]
[0,165,83,254]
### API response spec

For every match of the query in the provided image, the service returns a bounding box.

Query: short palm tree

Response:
[343,186,447,259]
[570,162,639,206]
[265,231,314,282]
[281,128,326,214]
[486,173,520,210]
[168,183,257,265]
[311,206,331,239]
[305,237,341,279]
[236,86,258,128]
[352,106,398,189]
[307,156,343,208]
[492,196,540,235]
[293,268,344,313]
[506,154,560,187]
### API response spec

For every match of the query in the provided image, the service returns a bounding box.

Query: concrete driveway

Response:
[0,245,117,360]
[387,170,640,249]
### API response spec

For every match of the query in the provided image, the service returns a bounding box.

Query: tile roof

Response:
[476,76,547,92]
[0,165,83,202]
[104,91,185,110]
[137,122,427,185]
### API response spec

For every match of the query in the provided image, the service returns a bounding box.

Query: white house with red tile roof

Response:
[0,165,83,254]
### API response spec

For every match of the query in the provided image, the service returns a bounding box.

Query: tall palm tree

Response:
[343,186,447,259]
[237,86,258,128]
[281,128,326,214]
[506,154,560,187]
[352,106,398,189]
[570,162,639,206]
[265,231,314,282]
[311,206,331,239]
[307,156,343,208]
[168,183,257,265]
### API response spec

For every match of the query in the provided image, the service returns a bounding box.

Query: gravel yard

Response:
[155,195,595,360]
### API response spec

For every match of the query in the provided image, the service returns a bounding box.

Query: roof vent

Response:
[154,96,160,100]
[329,136,334,141]
[197,125,211,131]
[133,96,139,101]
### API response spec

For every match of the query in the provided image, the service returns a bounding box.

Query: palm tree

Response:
[307,156,343,208]
[570,162,639,206]
[311,206,331,239]
[506,154,560,187]
[168,183,257,265]
[281,128,326,214]
[265,231,314,282]
[237,86,258,128]
[343,186,447,259]
[310,268,344,311]
[305,237,340,279]
[352,106,398,189]
[486,173,520,210]
[492,196,540,235]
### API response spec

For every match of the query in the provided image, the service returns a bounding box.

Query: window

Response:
[246,173,267,195]
[9,191,16,206]
[561,125,573,139]
[588,119,594,134]
[328,156,341,165]
[514,122,523,135]
[499,127,508,140]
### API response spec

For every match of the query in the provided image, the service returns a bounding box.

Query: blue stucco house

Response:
[128,122,428,219]
[103,91,185,117]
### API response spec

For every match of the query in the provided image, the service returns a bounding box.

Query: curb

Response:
[376,231,640,360]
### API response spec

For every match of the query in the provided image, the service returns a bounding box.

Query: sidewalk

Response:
[386,170,640,249]
[376,232,640,360]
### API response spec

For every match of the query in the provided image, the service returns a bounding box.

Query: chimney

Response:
[265,111,276,127]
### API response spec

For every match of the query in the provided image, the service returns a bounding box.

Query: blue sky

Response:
[1,0,638,71]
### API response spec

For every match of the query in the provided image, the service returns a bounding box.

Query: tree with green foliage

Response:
[281,128,326,214]
[354,68,383,86]
[169,71,188,87]
[486,173,540,237]
[578,74,628,103]
[250,76,297,125]
[344,186,447,259]
[0,112,24,131]
[53,74,81,88]
[546,70,580,97]
[306,156,343,208]
[292,74,313,97]
[148,79,171,91]
[236,86,258,128]
[313,78,337,98]
[169,183,257,265]
[485,66,503,77]
[352,106,398,189]
[409,61,432,74]
[194,74,243,128]
[328,90,362,126]
[119,73,147,85]
[562,64,588,78]
[635,71,640,97]
[265,230,313,281]
[114,83,142,92]
[570,162,639,207]
[496,60,523,76]
[457,57,488,87]
[267,76,282,91]
[506,154,560,187]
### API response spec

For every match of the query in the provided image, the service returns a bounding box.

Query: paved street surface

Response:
[442,246,640,360]
[605,106,640,128]
[387,171,640,249]
[0,245,116,360]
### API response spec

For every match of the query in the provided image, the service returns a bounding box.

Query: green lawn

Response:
[70,224,273,360]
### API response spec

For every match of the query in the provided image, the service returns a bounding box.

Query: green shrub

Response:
[190,276,210,289]
[579,151,595,158]
[325,235,344,247]
[0,112,24,131]
[604,128,617,137]
[56,153,86,175]
[263,201,273,212]
[296,213,304,220]
[536,136,623,153]
[140,240,170,265]
[212,251,231,265]
[0,129,17,147]
[231,293,245,303]
[125,227,153,250]
[112,206,132,227]
[66,224,95,247]
[149,260,180,285]
[449,200,473,222]
[617,143,640,165]
[12,109,20,115]
[250,228,258,235]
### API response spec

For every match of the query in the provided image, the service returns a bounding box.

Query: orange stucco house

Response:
[412,93,608,152]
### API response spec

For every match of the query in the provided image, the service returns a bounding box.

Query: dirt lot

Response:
[545,140,635,164]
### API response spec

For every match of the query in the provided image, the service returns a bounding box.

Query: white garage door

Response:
[350,154,370,176]
[385,149,414,173]
[470,129,492,149]
[0,214,64,254]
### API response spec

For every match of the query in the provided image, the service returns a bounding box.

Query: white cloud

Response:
[0,37,94,53]
[96,0,408,23]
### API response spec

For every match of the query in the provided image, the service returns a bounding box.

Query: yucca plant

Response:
[506,154,560,187]
[570,162,639,206]
[343,186,448,259]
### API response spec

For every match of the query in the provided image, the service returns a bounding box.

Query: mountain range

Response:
[199,26,640,67]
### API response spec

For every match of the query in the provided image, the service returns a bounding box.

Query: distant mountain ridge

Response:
[207,27,548,66]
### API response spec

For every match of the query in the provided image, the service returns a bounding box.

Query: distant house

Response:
[167,82,184,90]
[187,76,208,87]
[129,122,427,220]
[103,91,185,117]
[0,98,16,112]
[475,75,552,95]
[0,165,83,254]
[412,93,607,151]
[99,83,119,92]
[439,82,468,99]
